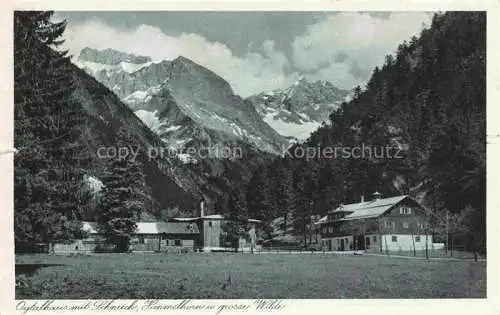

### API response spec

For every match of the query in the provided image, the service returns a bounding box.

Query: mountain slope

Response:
[69,63,225,217]
[245,77,349,142]
[74,49,285,211]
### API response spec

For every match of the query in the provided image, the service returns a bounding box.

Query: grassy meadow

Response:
[15,252,486,299]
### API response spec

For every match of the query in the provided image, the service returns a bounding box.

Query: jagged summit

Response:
[245,78,349,141]
[172,55,196,64]
[78,47,152,65]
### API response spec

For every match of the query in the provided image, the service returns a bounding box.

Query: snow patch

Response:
[296,112,311,121]
[74,59,152,76]
[134,110,165,134]
[120,61,153,74]
[263,113,320,141]
[75,60,115,74]
[126,90,148,102]
[123,84,163,106]
[176,138,192,145]
[177,153,197,164]
[84,175,104,194]
[165,125,182,132]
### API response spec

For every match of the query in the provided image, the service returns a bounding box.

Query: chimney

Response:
[200,200,205,217]
[360,195,365,203]
[373,191,382,200]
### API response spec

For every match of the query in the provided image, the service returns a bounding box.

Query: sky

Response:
[54,11,434,97]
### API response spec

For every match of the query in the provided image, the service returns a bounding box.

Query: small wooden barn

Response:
[52,221,200,254]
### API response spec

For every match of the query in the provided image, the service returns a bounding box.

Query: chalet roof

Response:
[81,221,200,235]
[202,214,225,220]
[313,216,327,225]
[317,195,410,223]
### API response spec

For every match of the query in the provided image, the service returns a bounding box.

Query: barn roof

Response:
[316,195,410,223]
[81,221,199,235]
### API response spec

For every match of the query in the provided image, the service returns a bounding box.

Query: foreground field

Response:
[15,252,486,299]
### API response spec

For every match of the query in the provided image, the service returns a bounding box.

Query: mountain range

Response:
[73,48,349,216]
[75,48,349,148]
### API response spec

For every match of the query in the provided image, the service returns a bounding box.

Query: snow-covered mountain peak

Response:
[78,47,152,65]
[246,79,349,142]
[74,48,288,157]
[75,47,156,78]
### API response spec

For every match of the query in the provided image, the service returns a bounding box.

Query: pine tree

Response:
[225,185,249,251]
[292,160,313,244]
[247,165,272,221]
[14,11,89,252]
[95,129,148,252]
[275,160,296,235]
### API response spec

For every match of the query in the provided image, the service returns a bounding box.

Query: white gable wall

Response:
[379,234,433,252]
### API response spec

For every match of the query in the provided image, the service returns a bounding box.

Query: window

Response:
[373,236,377,243]
[392,236,397,242]
[328,226,333,233]
[385,221,395,229]
[400,207,412,215]
[403,221,409,229]
[322,227,327,234]
[208,221,212,228]
[138,236,145,244]
[418,222,425,230]
[415,236,421,242]
[174,240,181,246]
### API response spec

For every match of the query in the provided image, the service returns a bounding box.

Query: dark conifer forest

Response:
[245,12,486,253]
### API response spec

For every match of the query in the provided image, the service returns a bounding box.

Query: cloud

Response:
[58,12,432,96]
[60,19,298,97]
[292,12,433,89]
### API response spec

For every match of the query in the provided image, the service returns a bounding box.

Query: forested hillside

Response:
[246,12,486,252]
